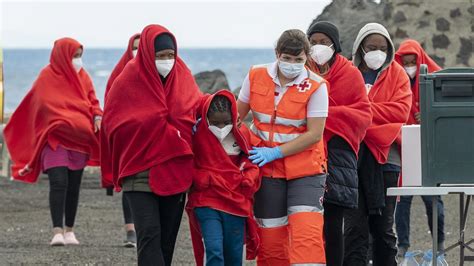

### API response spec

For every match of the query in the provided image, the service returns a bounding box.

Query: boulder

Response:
[310,0,474,67]
[194,70,230,94]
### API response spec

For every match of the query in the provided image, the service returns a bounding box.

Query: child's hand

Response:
[239,162,246,171]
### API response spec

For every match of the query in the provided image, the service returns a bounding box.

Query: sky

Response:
[1,0,332,48]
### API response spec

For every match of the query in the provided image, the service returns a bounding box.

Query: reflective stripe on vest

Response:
[253,110,307,128]
[250,124,301,143]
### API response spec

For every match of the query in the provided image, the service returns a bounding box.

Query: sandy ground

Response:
[0,171,472,265]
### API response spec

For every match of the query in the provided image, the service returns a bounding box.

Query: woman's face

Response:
[73,48,83,59]
[309,32,333,47]
[402,54,417,67]
[277,50,307,64]
[155,49,175,60]
[362,34,388,53]
[132,38,140,51]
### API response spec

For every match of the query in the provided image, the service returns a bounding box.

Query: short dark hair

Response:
[208,95,232,115]
[276,29,310,56]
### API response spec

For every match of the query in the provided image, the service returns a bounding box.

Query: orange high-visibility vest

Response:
[248,64,327,180]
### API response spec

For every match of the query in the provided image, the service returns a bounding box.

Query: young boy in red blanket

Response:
[186,90,260,266]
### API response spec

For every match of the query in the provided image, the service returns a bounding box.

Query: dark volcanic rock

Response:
[435,17,451,32]
[450,8,461,18]
[456,37,473,66]
[194,70,230,94]
[432,34,450,49]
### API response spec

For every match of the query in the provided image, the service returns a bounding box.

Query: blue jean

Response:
[395,195,445,248]
[194,207,245,266]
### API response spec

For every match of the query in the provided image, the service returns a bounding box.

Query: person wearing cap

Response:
[342,23,412,266]
[101,24,203,265]
[306,21,372,266]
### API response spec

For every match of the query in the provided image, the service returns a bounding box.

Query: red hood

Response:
[395,39,441,125]
[199,89,250,154]
[104,33,140,100]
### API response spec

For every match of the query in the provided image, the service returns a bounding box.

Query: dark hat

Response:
[154,33,175,52]
[307,21,342,53]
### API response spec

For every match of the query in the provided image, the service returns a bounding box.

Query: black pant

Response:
[122,193,133,225]
[48,167,83,228]
[125,192,185,266]
[343,171,399,266]
[324,202,344,266]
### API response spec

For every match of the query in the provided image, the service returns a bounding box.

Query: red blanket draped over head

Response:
[309,54,372,155]
[4,38,103,183]
[104,33,140,100]
[101,33,139,188]
[100,25,203,195]
[395,39,441,125]
[186,90,261,265]
[364,61,412,164]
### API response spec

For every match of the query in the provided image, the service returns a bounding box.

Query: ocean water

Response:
[2,48,276,113]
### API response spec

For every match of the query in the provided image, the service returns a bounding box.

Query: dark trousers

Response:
[195,207,245,266]
[122,193,133,225]
[47,167,83,228]
[324,202,344,266]
[343,172,399,266]
[125,192,185,266]
[395,195,445,248]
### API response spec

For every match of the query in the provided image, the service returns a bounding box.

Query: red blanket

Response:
[4,38,102,183]
[309,54,372,155]
[104,33,140,100]
[395,39,441,125]
[364,61,412,164]
[186,90,260,265]
[100,25,202,195]
[101,33,139,189]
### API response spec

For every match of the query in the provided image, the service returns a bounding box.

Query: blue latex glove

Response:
[249,147,283,167]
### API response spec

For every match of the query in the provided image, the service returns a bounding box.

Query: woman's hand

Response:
[249,146,283,167]
[414,112,421,123]
[94,118,102,132]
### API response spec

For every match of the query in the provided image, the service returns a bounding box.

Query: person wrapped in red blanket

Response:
[394,39,445,259]
[101,33,141,249]
[4,37,102,246]
[100,24,203,265]
[186,90,260,266]
[343,23,412,266]
[306,21,372,266]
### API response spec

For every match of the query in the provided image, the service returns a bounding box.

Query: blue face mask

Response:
[278,60,305,79]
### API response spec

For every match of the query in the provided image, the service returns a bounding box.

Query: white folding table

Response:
[387,187,474,266]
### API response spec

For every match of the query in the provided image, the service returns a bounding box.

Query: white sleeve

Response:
[307,83,329,118]
[237,73,251,104]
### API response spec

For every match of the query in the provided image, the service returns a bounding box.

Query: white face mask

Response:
[72,58,83,72]
[363,49,387,70]
[404,65,417,79]
[278,60,305,79]
[155,59,175,78]
[310,44,334,65]
[132,49,138,58]
[208,124,233,142]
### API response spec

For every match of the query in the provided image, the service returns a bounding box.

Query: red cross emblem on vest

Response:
[297,80,312,93]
